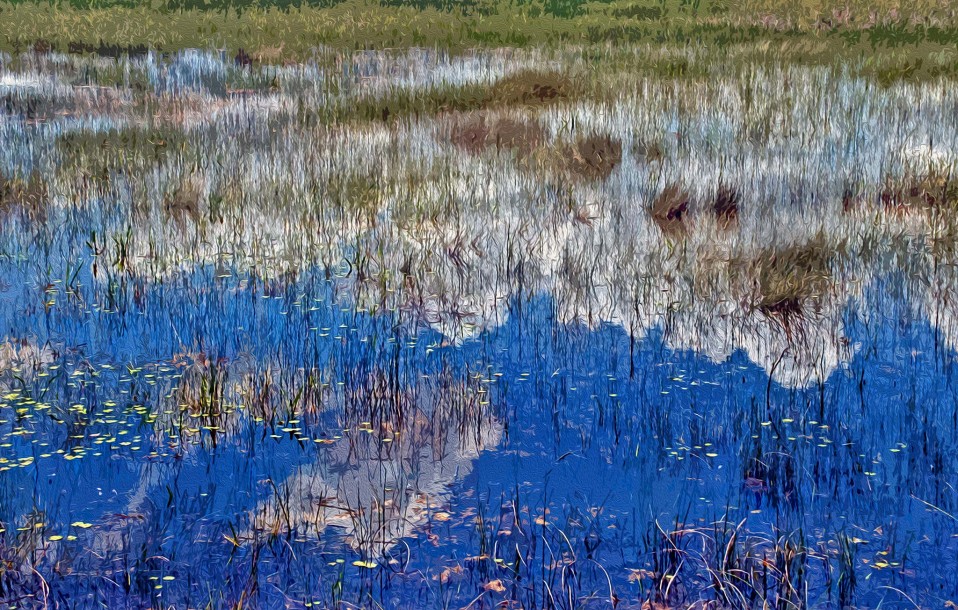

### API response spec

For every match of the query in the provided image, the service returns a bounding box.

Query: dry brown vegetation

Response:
[633,138,666,164]
[712,183,740,229]
[0,171,49,222]
[447,112,545,156]
[164,175,205,225]
[566,133,623,180]
[752,238,835,317]
[650,182,692,236]
[487,70,578,107]
[879,170,958,213]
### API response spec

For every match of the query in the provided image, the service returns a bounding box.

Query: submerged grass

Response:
[55,126,189,180]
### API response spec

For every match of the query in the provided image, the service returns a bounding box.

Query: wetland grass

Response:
[649,183,691,236]
[566,134,623,182]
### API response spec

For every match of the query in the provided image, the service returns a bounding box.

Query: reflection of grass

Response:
[341,82,488,123]
[250,366,500,558]
[324,169,384,217]
[1,89,73,120]
[0,171,48,222]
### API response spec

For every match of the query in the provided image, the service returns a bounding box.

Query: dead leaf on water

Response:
[484,579,506,592]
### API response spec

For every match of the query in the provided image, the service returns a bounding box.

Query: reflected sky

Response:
[1,260,956,609]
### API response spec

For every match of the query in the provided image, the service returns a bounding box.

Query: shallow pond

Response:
[1,48,958,610]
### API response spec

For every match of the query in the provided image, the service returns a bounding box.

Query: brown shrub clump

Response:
[754,239,833,317]
[0,171,49,222]
[567,134,623,180]
[32,39,53,55]
[879,170,958,213]
[449,114,490,153]
[712,183,740,229]
[448,112,545,156]
[488,70,577,107]
[725,237,836,338]
[633,139,665,164]
[650,182,691,236]
[164,176,204,225]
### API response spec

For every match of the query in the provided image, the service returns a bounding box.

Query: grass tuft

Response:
[0,171,48,222]
[566,133,623,181]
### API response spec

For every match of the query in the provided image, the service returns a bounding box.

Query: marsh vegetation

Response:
[0,41,957,609]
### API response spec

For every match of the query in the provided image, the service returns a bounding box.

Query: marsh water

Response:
[4,262,958,609]
[1,48,958,609]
